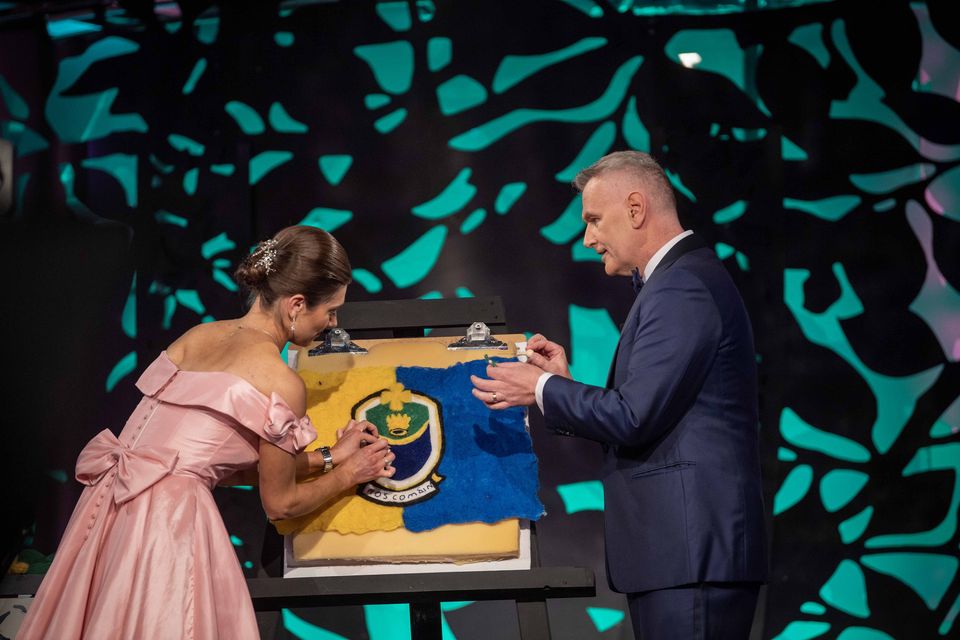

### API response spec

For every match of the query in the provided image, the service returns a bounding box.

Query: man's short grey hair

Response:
[572,150,677,210]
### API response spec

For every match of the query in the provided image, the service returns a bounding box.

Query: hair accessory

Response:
[253,238,279,274]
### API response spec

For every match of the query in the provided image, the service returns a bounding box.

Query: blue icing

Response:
[395,360,543,531]
[390,426,433,480]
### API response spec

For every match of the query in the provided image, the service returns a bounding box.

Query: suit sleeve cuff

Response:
[535,372,555,415]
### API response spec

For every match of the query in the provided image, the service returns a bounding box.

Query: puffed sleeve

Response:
[262,393,318,454]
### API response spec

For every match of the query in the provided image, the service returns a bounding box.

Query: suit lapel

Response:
[605,233,707,388]
[607,292,642,387]
[647,233,706,281]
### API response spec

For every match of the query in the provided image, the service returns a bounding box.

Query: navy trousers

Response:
[627,582,760,640]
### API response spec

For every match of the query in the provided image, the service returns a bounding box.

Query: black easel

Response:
[336,294,508,338]
[256,296,595,639]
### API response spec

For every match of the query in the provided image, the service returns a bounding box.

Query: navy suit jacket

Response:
[543,234,768,593]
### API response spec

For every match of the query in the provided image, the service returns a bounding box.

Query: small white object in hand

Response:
[515,341,528,363]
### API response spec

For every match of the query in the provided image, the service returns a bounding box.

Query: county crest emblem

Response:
[351,382,444,506]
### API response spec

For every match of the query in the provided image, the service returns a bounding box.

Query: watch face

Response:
[320,446,333,472]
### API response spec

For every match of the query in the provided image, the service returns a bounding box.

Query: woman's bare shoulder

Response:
[212,340,306,415]
[165,323,304,414]
[253,357,307,417]
[165,321,231,360]
[264,363,307,418]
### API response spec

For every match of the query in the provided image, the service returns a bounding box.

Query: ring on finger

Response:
[492,391,499,402]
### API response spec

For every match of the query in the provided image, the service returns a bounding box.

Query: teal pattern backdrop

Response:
[1,0,959,638]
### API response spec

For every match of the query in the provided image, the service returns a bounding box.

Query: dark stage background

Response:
[2,0,959,638]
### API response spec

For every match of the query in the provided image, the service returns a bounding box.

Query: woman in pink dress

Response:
[18,226,395,639]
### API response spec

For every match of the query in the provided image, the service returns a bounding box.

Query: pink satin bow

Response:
[75,429,179,504]
[263,394,318,452]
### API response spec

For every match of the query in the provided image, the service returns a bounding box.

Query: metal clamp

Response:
[447,322,508,350]
[308,328,368,356]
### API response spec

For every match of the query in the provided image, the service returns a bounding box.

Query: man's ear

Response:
[626,191,646,229]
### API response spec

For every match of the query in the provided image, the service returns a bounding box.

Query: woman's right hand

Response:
[338,437,396,485]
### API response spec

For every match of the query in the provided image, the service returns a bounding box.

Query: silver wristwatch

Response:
[319,446,334,473]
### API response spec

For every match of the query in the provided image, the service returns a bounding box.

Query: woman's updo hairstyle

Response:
[235,226,352,309]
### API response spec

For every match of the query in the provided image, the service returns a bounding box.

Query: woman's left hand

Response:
[330,419,380,465]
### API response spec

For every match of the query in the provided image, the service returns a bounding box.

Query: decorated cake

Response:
[276,335,544,567]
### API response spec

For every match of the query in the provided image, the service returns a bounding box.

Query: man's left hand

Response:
[470,362,544,409]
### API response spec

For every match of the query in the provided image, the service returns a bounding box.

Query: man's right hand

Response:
[526,334,572,379]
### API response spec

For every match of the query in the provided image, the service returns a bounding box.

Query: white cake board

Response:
[282,520,532,577]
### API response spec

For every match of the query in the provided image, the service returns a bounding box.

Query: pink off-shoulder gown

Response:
[18,351,317,640]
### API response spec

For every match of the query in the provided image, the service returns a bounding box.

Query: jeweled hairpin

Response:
[253,238,279,274]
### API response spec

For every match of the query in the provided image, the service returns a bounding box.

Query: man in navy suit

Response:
[472,151,767,639]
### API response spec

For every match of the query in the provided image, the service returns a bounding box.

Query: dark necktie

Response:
[631,267,644,293]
